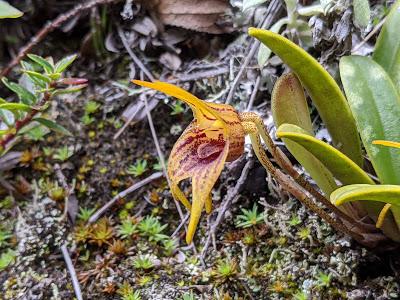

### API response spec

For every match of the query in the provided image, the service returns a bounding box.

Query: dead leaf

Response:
[143,0,233,34]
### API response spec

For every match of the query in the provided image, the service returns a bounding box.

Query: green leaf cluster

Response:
[0,54,84,154]
[249,0,400,242]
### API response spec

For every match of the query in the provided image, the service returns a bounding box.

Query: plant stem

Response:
[241,121,369,244]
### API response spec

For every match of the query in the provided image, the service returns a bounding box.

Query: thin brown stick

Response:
[88,172,163,224]
[0,0,121,78]
[61,243,83,300]
[351,17,387,54]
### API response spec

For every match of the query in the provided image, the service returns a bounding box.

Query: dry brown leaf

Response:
[143,0,233,34]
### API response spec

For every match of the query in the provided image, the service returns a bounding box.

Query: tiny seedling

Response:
[127,159,148,177]
[170,102,185,115]
[235,204,265,228]
[214,259,237,282]
[53,146,74,162]
[297,227,311,240]
[77,207,96,222]
[0,249,16,270]
[138,215,168,242]
[181,291,196,300]
[133,255,155,271]
[316,271,331,288]
[85,100,101,114]
[118,218,138,239]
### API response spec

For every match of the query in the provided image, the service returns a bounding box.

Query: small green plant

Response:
[153,158,166,171]
[292,290,308,300]
[288,214,301,226]
[297,227,311,240]
[85,101,101,114]
[235,204,265,228]
[316,271,331,288]
[181,291,196,300]
[162,238,178,256]
[0,249,16,270]
[77,207,96,222]
[117,281,141,300]
[0,54,86,154]
[81,114,95,126]
[118,218,138,239]
[138,216,168,242]
[127,159,148,177]
[170,102,184,115]
[81,101,101,125]
[214,258,237,282]
[0,228,12,247]
[53,146,74,162]
[133,255,154,271]
[89,218,114,247]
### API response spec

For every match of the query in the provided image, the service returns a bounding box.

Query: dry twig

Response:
[88,172,163,224]
[61,243,83,300]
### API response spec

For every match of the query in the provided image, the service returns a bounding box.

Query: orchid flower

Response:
[132,80,245,243]
[131,80,372,245]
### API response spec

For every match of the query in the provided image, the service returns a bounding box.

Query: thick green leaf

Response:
[272,73,313,133]
[276,124,374,185]
[1,78,36,105]
[0,1,23,19]
[33,118,71,136]
[353,0,371,27]
[27,54,54,74]
[0,103,31,112]
[373,0,400,93]
[248,28,363,166]
[331,184,400,240]
[332,184,400,206]
[55,54,77,73]
[272,73,337,195]
[340,56,400,185]
[257,19,287,68]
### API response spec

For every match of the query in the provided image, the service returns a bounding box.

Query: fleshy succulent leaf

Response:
[0,1,23,19]
[272,73,337,196]
[340,56,400,185]
[276,123,374,185]
[331,184,400,241]
[372,0,400,93]
[248,28,363,166]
